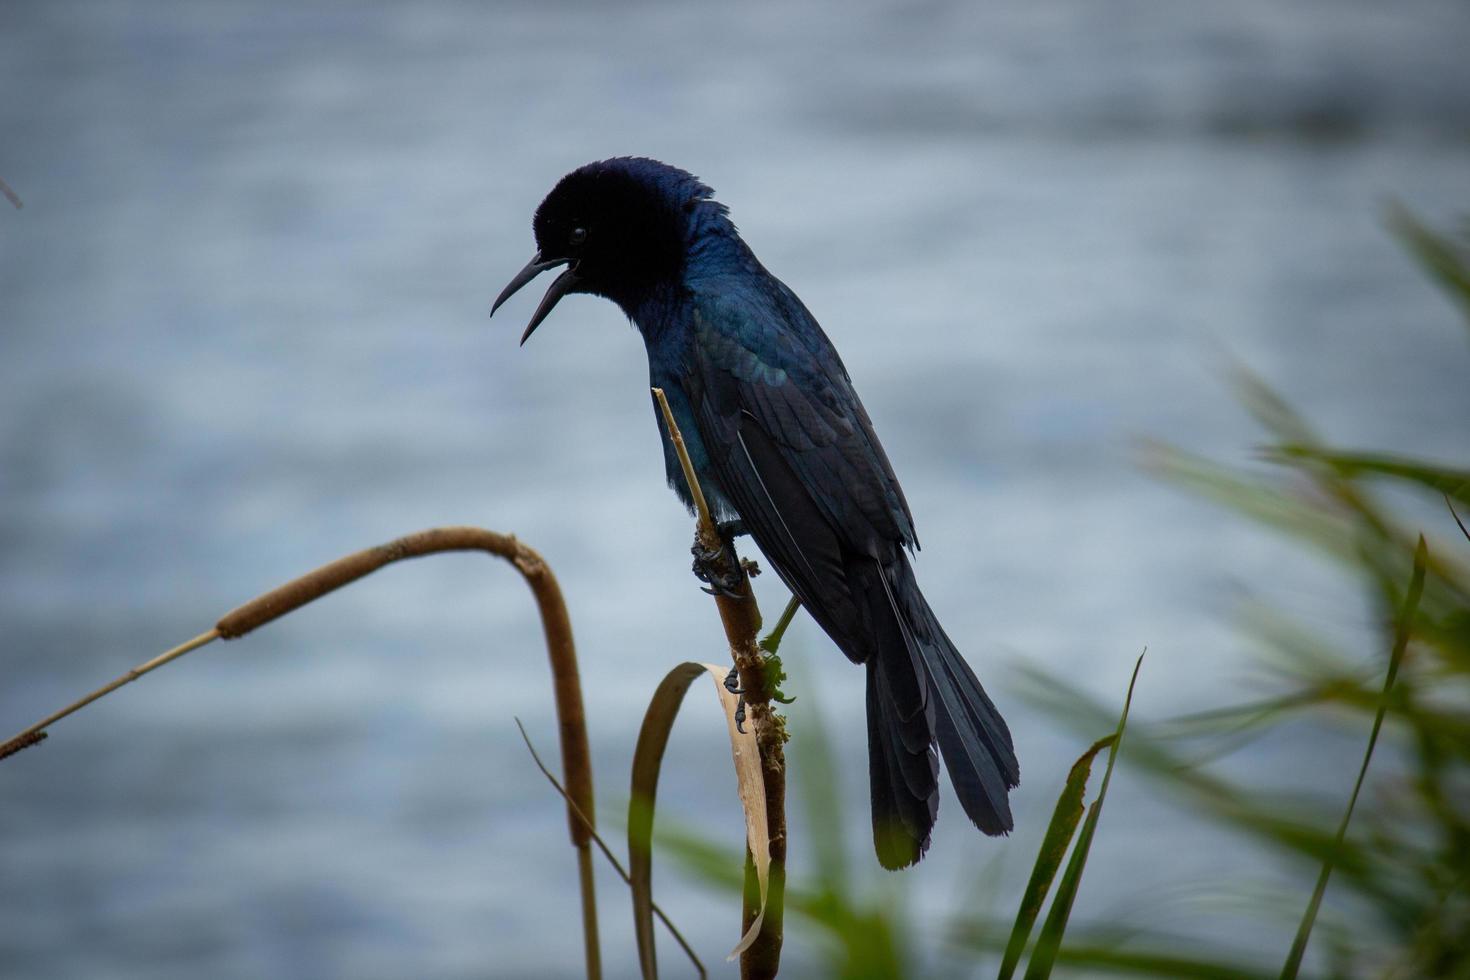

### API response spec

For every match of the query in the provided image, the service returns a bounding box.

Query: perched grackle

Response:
[492,157,1018,868]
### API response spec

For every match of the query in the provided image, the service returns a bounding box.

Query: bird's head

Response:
[492,157,724,343]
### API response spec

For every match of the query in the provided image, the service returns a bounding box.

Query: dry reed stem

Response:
[0,526,602,980]
[652,388,787,980]
[0,629,221,757]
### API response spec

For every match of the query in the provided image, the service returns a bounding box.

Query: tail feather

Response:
[871,652,938,801]
[924,643,1018,835]
[866,658,938,868]
[871,602,935,756]
[862,554,1018,854]
[924,617,1018,786]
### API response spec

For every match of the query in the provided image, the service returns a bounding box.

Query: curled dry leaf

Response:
[629,662,771,978]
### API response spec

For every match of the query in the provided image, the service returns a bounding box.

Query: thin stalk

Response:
[516,719,705,978]
[760,596,802,654]
[653,387,787,980]
[1448,495,1469,543]
[1280,537,1428,978]
[1,629,220,760]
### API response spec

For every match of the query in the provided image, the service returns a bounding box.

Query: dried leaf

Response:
[629,662,770,978]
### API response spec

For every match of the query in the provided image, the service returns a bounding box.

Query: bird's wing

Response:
[686,278,916,655]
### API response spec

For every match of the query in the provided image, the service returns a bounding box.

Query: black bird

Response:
[492,157,1018,868]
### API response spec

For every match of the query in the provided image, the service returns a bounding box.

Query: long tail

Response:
[859,554,1019,868]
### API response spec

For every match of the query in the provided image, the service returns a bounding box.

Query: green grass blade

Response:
[1015,662,1416,915]
[960,920,1277,979]
[1268,447,1470,506]
[1228,363,1321,448]
[997,733,1116,980]
[1388,202,1470,326]
[1049,941,1279,979]
[1279,537,1428,978]
[1023,651,1146,980]
[1142,444,1358,563]
[1024,802,1102,980]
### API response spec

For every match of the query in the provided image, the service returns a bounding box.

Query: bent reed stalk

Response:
[0,526,603,980]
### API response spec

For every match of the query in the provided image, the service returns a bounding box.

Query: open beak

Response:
[491,252,581,345]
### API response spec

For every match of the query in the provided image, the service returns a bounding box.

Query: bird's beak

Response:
[491,252,581,345]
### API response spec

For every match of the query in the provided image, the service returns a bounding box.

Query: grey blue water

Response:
[2,2,1467,976]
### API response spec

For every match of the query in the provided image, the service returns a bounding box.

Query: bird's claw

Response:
[723,664,749,732]
[691,536,744,597]
[700,580,744,598]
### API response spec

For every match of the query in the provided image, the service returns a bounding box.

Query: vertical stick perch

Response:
[653,387,787,980]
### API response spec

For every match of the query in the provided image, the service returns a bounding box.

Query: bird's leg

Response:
[690,521,746,597]
[698,522,754,729]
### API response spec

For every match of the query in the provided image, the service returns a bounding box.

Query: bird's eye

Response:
[569,226,588,246]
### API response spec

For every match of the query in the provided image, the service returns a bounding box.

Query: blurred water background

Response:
[2,1,1468,977]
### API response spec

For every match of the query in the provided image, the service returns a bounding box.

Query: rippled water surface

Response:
[2,2,1468,977]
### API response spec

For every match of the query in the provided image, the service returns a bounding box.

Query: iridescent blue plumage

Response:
[494,157,1019,867]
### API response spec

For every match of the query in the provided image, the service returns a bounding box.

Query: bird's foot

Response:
[717,665,750,733]
[724,662,791,732]
[691,528,744,597]
[693,548,744,596]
